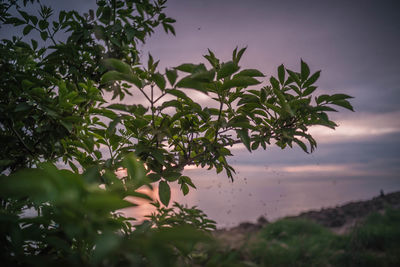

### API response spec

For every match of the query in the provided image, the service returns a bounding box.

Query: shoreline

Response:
[215,191,400,242]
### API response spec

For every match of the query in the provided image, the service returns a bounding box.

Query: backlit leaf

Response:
[175,63,199,73]
[176,76,207,93]
[303,70,321,88]
[159,180,171,206]
[286,69,301,86]
[166,68,178,86]
[300,60,310,81]
[329,94,354,101]
[235,69,265,78]
[331,100,354,111]
[153,72,166,90]
[278,64,285,84]
[23,25,34,35]
[222,76,261,90]
[236,129,251,152]
[302,86,317,96]
[40,31,48,41]
[217,61,239,79]
[102,58,132,74]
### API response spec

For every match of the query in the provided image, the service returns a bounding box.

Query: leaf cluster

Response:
[97,51,353,205]
[0,154,211,266]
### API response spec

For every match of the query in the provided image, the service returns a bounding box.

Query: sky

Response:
[149,0,400,226]
[2,0,400,226]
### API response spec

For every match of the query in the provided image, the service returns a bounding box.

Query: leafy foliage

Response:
[181,209,400,266]
[247,209,400,266]
[0,0,354,265]
[0,154,213,266]
[96,50,353,204]
[147,201,216,231]
[0,0,175,172]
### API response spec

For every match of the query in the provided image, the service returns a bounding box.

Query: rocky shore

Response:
[214,191,400,247]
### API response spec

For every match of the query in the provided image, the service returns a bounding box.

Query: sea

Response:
[122,165,400,228]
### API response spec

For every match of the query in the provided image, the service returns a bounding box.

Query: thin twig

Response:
[8,121,35,157]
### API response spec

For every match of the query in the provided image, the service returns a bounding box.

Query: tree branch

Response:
[7,120,35,157]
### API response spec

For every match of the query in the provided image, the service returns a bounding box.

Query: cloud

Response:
[309,111,400,143]
[281,164,350,173]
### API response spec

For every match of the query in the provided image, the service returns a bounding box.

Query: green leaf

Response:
[162,171,181,182]
[92,107,117,119]
[101,71,121,83]
[121,73,142,88]
[265,103,283,115]
[303,70,321,88]
[153,72,166,90]
[68,161,79,173]
[294,139,308,153]
[235,69,265,77]
[217,61,239,79]
[165,68,178,86]
[331,100,354,111]
[31,39,38,50]
[147,173,161,182]
[236,129,251,152]
[180,176,196,188]
[161,99,181,110]
[23,25,34,35]
[38,20,49,30]
[302,86,317,96]
[21,79,34,89]
[60,120,73,132]
[176,76,207,93]
[316,94,330,104]
[14,103,31,112]
[86,193,132,211]
[181,183,189,195]
[300,60,310,81]
[167,89,190,100]
[175,63,200,73]
[260,88,267,103]
[40,31,48,41]
[102,59,132,74]
[191,69,215,82]
[329,94,354,101]
[59,11,66,22]
[93,232,120,264]
[233,46,247,64]
[107,103,135,113]
[122,153,146,189]
[313,106,337,112]
[278,64,285,84]
[99,6,112,24]
[94,150,102,159]
[29,16,38,26]
[0,169,45,201]
[272,80,294,116]
[159,181,171,206]
[5,17,26,26]
[270,76,280,90]
[221,76,261,90]
[204,49,219,67]
[107,117,121,134]
[101,71,142,88]
[251,141,260,150]
[18,10,30,22]
[286,69,301,86]
[150,149,165,165]
[128,191,153,201]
